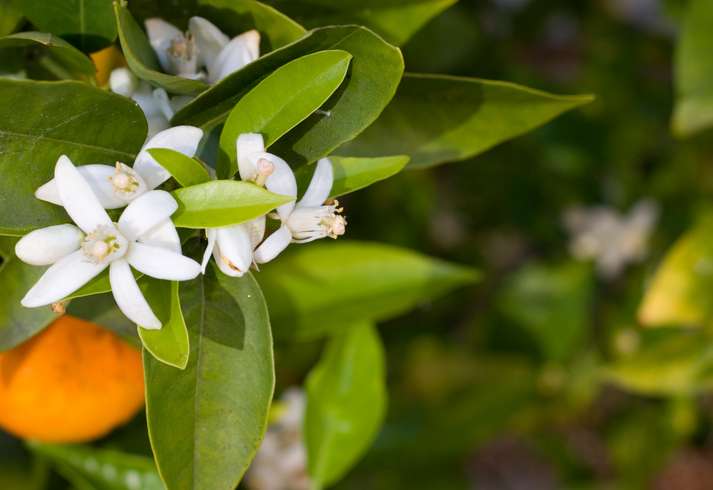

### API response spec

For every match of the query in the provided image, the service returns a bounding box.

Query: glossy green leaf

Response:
[144,263,274,490]
[173,25,404,166]
[265,0,457,45]
[0,79,146,235]
[30,442,163,490]
[672,0,713,137]
[218,49,352,178]
[258,241,478,341]
[295,155,409,198]
[339,73,594,169]
[139,280,190,369]
[0,31,96,80]
[0,0,23,37]
[306,322,387,486]
[114,1,207,95]
[21,0,117,52]
[148,148,211,187]
[171,180,293,228]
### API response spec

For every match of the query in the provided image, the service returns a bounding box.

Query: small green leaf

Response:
[218,49,352,178]
[305,322,387,486]
[171,180,294,228]
[145,262,274,490]
[339,73,594,168]
[139,280,190,369]
[258,241,478,341]
[295,155,409,198]
[113,1,207,95]
[148,148,211,187]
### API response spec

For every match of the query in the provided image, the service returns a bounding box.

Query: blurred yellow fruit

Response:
[90,45,126,87]
[0,315,144,443]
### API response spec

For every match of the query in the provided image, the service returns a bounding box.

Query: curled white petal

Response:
[299,158,334,208]
[253,224,291,264]
[118,190,178,242]
[145,18,183,73]
[134,126,204,189]
[127,242,201,281]
[15,224,83,266]
[208,30,260,84]
[139,219,181,253]
[109,67,139,97]
[262,153,297,220]
[189,16,229,76]
[109,259,162,329]
[201,228,217,273]
[213,224,253,276]
[236,133,265,181]
[54,156,113,233]
[21,250,108,307]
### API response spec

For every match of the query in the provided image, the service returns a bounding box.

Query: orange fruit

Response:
[0,315,145,443]
[90,45,126,87]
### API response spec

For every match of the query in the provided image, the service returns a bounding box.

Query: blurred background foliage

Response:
[6,0,713,489]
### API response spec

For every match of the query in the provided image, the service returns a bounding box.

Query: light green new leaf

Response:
[0,79,146,235]
[148,148,211,187]
[0,0,22,37]
[30,442,163,490]
[114,1,207,95]
[266,0,457,45]
[339,73,594,169]
[139,280,190,369]
[171,180,294,228]
[306,322,387,487]
[218,50,352,178]
[173,25,404,166]
[258,241,478,341]
[295,155,409,198]
[0,31,96,81]
[672,0,713,137]
[21,0,117,52]
[145,264,274,490]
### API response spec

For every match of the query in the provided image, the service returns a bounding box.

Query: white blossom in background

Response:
[246,388,311,490]
[604,0,675,36]
[16,156,201,328]
[563,200,658,279]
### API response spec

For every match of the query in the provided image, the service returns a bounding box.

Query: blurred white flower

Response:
[604,0,675,35]
[246,388,311,490]
[563,200,658,278]
[17,156,201,328]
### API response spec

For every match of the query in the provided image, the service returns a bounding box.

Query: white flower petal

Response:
[201,228,217,273]
[189,16,229,75]
[236,133,264,181]
[127,242,201,280]
[248,216,266,248]
[208,30,260,83]
[213,224,253,276]
[54,155,113,233]
[146,115,171,140]
[118,190,178,242]
[109,259,162,329]
[139,219,181,253]
[299,158,334,208]
[145,18,183,73]
[109,67,138,97]
[262,153,297,220]
[133,126,204,189]
[152,88,175,120]
[15,224,83,266]
[36,164,130,209]
[132,82,164,117]
[21,250,108,307]
[253,224,291,264]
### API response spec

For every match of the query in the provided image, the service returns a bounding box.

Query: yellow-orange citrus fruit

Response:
[0,315,145,443]
[90,45,126,87]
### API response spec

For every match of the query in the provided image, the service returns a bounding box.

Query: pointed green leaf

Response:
[339,73,594,169]
[218,49,352,178]
[145,263,274,490]
[139,280,190,369]
[258,241,478,341]
[305,322,387,486]
[171,180,294,228]
[147,148,211,187]
[0,79,146,235]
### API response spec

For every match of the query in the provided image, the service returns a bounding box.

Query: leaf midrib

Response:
[191,274,207,490]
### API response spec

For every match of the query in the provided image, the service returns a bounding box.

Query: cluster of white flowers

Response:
[16,126,345,328]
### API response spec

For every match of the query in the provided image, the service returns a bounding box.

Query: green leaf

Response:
[144,263,275,490]
[173,25,404,166]
[305,322,387,486]
[295,155,409,198]
[138,280,190,369]
[265,0,457,45]
[0,247,60,350]
[171,180,294,228]
[0,0,23,37]
[30,442,163,490]
[258,241,478,341]
[0,79,146,235]
[113,1,207,95]
[218,49,352,178]
[0,31,96,81]
[672,0,713,137]
[147,148,211,187]
[339,73,594,169]
[67,292,140,347]
[21,0,117,52]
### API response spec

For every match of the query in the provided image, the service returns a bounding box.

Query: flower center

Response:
[287,200,348,243]
[166,33,199,76]
[81,225,128,264]
[109,162,146,200]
